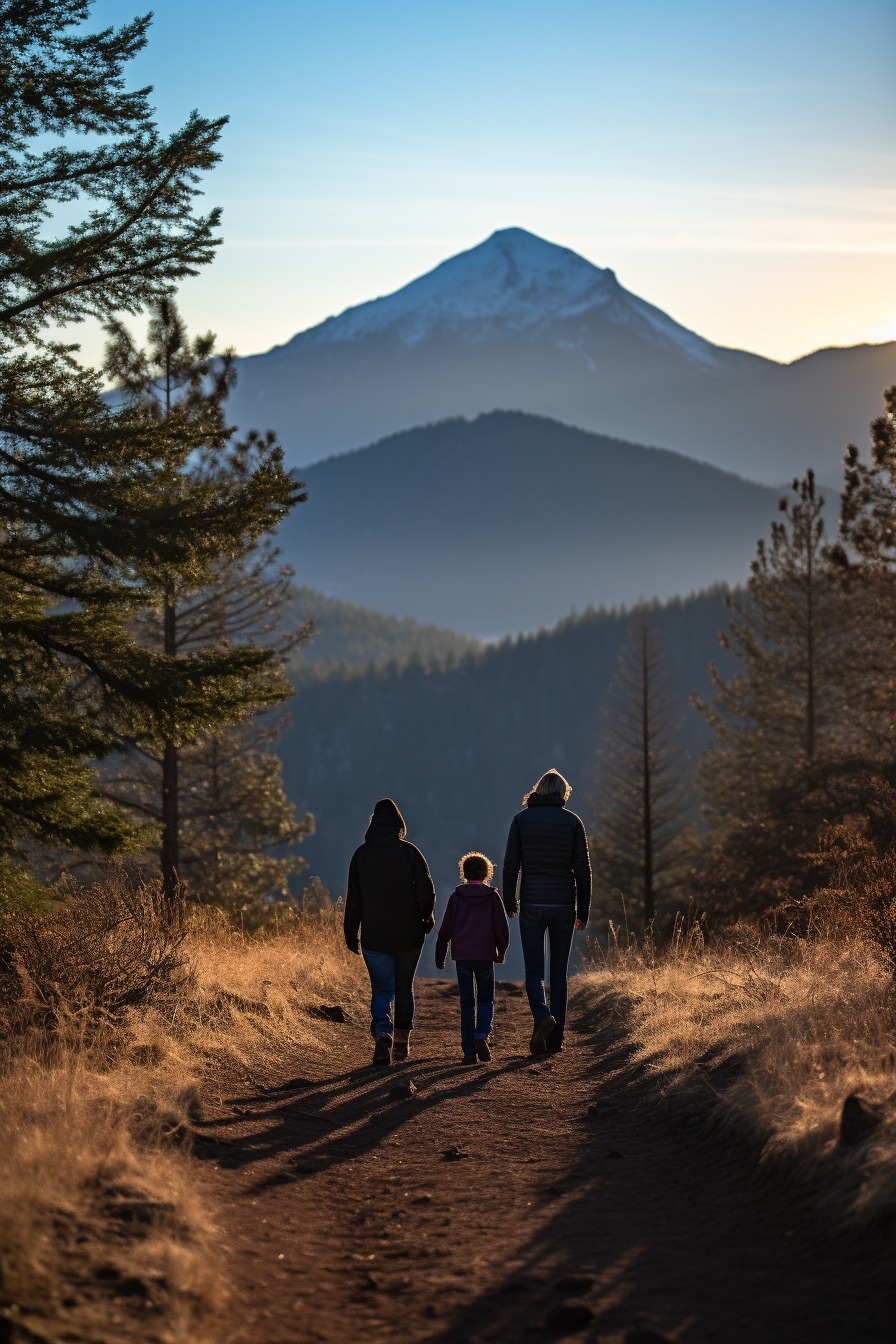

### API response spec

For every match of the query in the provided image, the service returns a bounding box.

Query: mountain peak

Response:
[285,227,723,367]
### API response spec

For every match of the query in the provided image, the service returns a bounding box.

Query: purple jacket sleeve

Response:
[493,891,511,963]
[435,893,457,969]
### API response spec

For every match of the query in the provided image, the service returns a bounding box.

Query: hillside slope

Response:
[228,228,895,483]
[276,411,782,635]
[286,585,481,668]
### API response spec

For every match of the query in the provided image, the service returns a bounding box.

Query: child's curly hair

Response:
[459,851,494,882]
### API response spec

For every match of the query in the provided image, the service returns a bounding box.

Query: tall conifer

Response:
[102,300,307,897]
[97,531,315,912]
[592,606,694,930]
[695,472,846,913]
[829,385,896,761]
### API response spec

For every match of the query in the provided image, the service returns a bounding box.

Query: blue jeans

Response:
[361,946,422,1040]
[518,903,577,1038]
[455,960,495,1047]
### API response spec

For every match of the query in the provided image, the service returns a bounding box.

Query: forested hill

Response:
[285,586,481,668]
[279,586,737,974]
[274,410,782,635]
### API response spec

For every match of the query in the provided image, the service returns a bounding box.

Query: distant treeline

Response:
[279,587,736,970]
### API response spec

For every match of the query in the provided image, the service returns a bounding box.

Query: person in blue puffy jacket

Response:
[502,769,591,1055]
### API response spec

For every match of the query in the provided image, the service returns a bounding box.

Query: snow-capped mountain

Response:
[296,227,726,368]
[228,228,895,481]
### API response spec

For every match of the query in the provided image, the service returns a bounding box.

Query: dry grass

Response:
[0,884,365,1343]
[577,922,896,1227]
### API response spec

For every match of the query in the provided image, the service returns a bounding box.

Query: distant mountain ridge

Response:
[228,228,895,483]
[274,410,785,636]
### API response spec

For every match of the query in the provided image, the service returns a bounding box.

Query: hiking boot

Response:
[461,1049,479,1065]
[373,1035,393,1066]
[475,1039,492,1062]
[529,1014,557,1055]
[545,1029,564,1054]
[392,1028,411,1061]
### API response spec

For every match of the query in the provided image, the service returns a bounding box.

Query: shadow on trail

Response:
[414,1014,896,1344]
[192,982,535,1194]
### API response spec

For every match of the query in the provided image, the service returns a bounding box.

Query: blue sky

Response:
[79,0,896,364]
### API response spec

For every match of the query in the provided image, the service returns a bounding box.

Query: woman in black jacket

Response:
[344,798,436,1065]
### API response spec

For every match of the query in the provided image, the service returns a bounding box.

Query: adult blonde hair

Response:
[459,851,494,881]
[524,769,571,805]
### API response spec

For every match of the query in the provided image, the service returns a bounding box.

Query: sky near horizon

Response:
[76,0,896,368]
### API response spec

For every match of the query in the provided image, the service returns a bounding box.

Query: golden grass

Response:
[577,923,896,1226]
[0,903,365,1343]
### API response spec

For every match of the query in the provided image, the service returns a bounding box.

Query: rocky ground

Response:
[196,978,896,1343]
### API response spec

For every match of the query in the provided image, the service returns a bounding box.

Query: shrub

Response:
[805,819,896,971]
[6,868,187,1019]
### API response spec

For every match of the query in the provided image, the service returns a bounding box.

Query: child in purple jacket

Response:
[435,852,510,1064]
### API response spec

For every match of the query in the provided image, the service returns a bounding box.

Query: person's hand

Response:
[435,959,445,971]
[509,910,517,918]
[346,939,362,955]
[575,919,586,930]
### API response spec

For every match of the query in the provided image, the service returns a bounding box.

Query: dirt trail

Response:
[197,979,896,1343]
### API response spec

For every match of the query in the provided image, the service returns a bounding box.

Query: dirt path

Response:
[196,979,896,1343]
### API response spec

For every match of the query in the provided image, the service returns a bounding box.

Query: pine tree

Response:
[177,718,314,922]
[97,533,316,915]
[101,298,308,897]
[0,3,224,343]
[591,606,694,931]
[829,385,896,761]
[694,471,847,914]
[0,4,303,897]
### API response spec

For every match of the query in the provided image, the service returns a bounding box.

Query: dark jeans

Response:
[361,946,422,1039]
[455,959,495,1047]
[518,902,576,1038]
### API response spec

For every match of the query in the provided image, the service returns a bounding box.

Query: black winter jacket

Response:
[344,821,436,954]
[502,793,592,922]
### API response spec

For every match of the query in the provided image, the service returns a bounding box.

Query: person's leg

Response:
[391,946,422,1060]
[519,906,556,1052]
[361,948,396,1040]
[473,962,495,1040]
[455,961,477,1057]
[545,905,577,1048]
[518,906,550,1025]
[393,946,422,1032]
[473,961,495,1061]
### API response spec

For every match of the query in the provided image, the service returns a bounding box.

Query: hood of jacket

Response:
[364,796,406,843]
[452,882,498,903]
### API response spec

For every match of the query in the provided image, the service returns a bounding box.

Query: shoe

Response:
[461,1050,479,1065]
[392,1028,411,1061]
[529,1015,557,1055]
[545,1039,564,1054]
[373,1035,393,1066]
[475,1039,492,1062]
